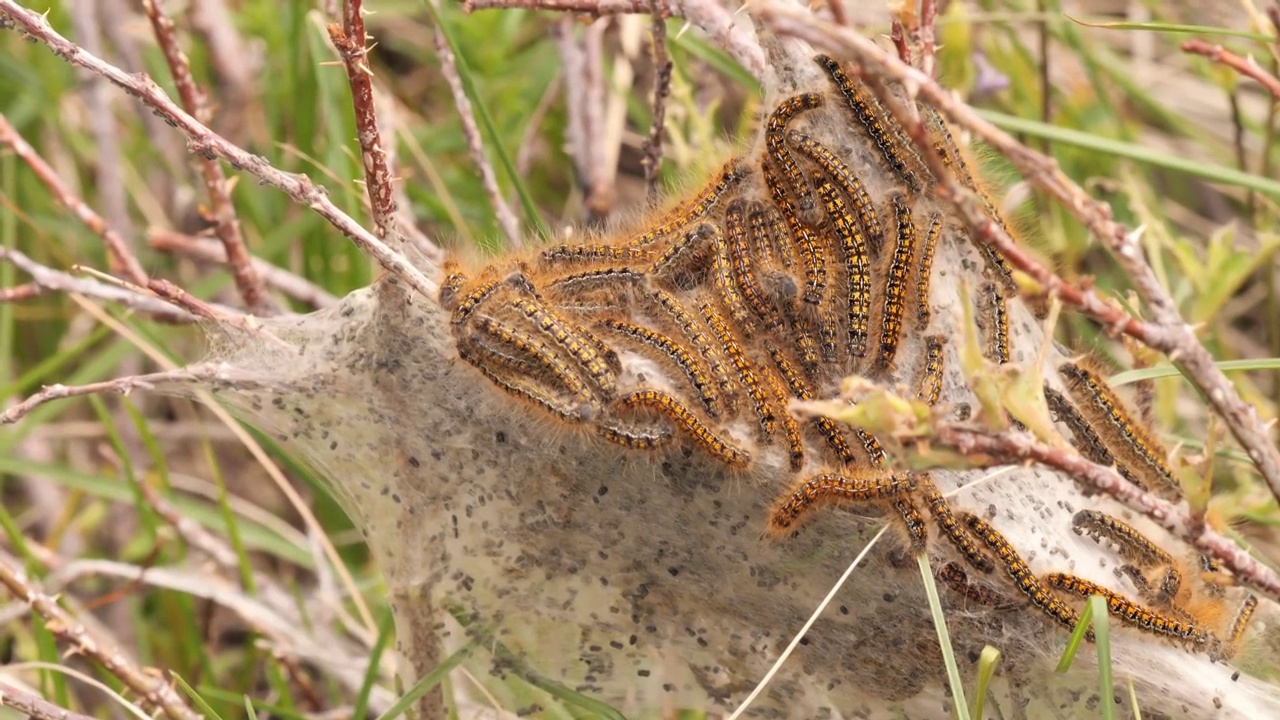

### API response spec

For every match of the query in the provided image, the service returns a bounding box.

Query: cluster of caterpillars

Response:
[438,55,1256,659]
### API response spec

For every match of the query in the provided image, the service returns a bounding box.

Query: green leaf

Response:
[975,109,1280,198]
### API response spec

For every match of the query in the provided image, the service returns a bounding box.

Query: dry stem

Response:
[0,554,203,720]
[0,680,97,720]
[429,3,524,248]
[327,0,404,252]
[1182,38,1280,101]
[642,5,673,198]
[148,229,337,307]
[932,421,1280,603]
[0,0,438,300]
[464,0,766,80]
[142,0,271,314]
[0,247,196,321]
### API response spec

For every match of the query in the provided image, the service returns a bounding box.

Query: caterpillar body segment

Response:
[767,471,917,538]
[621,389,749,468]
[599,318,720,416]
[787,129,884,255]
[963,513,1087,638]
[815,54,923,193]
[877,195,917,368]
[1045,573,1209,648]
[1060,361,1182,500]
[812,170,871,359]
[765,93,823,218]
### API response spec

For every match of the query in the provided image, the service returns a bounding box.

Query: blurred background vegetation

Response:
[2,0,1280,717]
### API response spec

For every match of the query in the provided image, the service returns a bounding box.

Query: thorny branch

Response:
[463,0,766,80]
[0,247,199,321]
[327,0,404,250]
[932,421,1280,604]
[0,681,97,720]
[757,2,1280,533]
[142,0,271,314]
[0,553,204,720]
[149,229,337,307]
[0,0,439,300]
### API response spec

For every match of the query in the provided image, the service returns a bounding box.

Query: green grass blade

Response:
[917,553,970,720]
[376,644,475,720]
[355,608,397,720]
[1055,596,1095,672]
[969,645,1002,720]
[1066,15,1275,42]
[1091,595,1115,720]
[975,109,1280,198]
[172,672,227,720]
[420,0,549,242]
[0,458,314,567]
[1111,358,1280,386]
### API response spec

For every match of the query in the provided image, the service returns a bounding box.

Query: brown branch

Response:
[889,20,910,65]
[932,422,1280,604]
[918,0,938,79]
[756,1,1280,530]
[148,229,337,307]
[429,12,524,248]
[0,114,149,287]
[0,282,44,302]
[0,363,276,426]
[327,0,403,251]
[0,1,438,301]
[147,277,233,322]
[0,554,203,720]
[463,0,766,80]
[142,0,272,314]
[642,6,672,199]
[0,247,197,321]
[0,681,98,720]
[1182,38,1280,101]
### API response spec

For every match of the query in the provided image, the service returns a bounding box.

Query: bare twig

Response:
[0,114,149,287]
[918,0,937,79]
[0,680,98,720]
[35,558,393,713]
[931,422,1280,604]
[0,247,197,321]
[0,282,44,302]
[327,0,404,250]
[146,277,234,322]
[142,0,272,314]
[756,1,1280,523]
[0,1,439,300]
[0,364,267,426]
[429,7,523,247]
[642,5,672,198]
[0,554,203,720]
[463,0,766,80]
[1182,39,1280,101]
[148,229,337,307]
[889,20,910,65]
